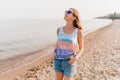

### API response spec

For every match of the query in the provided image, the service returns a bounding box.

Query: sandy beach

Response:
[0,20,120,80]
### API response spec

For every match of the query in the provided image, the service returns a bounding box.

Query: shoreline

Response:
[0,20,119,80]
[0,19,112,61]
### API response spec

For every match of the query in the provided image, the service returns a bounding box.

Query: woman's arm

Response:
[76,29,84,59]
[52,27,60,59]
[68,29,84,64]
[54,27,60,50]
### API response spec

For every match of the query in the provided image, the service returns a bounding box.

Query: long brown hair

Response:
[70,8,83,30]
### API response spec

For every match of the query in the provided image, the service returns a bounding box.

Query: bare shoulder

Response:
[77,28,83,37]
[77,28,84,46]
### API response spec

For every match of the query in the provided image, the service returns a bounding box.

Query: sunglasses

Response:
[65,10,72,14]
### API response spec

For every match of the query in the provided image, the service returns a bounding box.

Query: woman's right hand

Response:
[52,50,57,59]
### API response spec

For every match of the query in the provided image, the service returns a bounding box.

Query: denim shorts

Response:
[53,58,77,77]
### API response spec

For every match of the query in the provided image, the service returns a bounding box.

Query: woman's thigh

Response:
[55,72,64,80]
[63,76,74,80]
[62,60,77,78]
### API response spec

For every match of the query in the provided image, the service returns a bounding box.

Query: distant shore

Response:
[0,20,120,80]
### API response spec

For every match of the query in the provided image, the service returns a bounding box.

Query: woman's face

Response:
[64,9,75,21]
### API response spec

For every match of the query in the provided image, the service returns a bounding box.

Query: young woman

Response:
[53,8,84,80]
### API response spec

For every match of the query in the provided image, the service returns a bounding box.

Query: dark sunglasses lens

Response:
[65,11,72,14]
[67,11,72,14]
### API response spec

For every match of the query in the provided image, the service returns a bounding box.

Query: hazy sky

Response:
[0,0,120,20]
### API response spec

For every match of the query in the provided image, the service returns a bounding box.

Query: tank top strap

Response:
[73,28,78,36]
[60,27,63,32]
[57,27,63,35]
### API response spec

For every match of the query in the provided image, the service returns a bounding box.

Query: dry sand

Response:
[0,20,120,80]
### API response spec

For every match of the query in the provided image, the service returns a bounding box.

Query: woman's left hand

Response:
[67,55,78,64]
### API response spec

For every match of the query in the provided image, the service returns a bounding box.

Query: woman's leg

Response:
[55,72,64,80]
[62,59,77,80]
[63,76,74,80]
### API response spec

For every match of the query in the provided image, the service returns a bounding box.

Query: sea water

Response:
[0,19,111,60]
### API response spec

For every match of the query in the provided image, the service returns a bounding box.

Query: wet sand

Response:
[0,20,120,80]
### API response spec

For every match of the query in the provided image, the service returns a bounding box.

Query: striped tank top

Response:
[55,26,79,59]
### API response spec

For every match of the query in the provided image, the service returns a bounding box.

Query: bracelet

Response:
[74,54,79,59]
[73,54,76,57]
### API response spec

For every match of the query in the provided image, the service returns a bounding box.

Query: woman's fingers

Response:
[52,51,57,58]
[67,58,74,64]
[54,53,57,58]
[67,57,76,64]
[51,52,56,59]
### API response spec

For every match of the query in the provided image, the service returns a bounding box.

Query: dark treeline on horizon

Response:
[95,12,120,20]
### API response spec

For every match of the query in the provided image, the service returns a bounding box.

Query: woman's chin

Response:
[64,17,69,21]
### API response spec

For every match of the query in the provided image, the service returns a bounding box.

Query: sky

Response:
[0,0,120,20]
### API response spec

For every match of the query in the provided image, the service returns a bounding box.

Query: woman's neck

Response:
[65,21,74,29]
